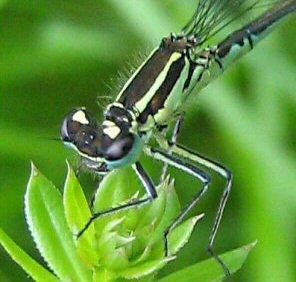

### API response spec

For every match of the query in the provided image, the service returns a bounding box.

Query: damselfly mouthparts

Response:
[61,0,296,276]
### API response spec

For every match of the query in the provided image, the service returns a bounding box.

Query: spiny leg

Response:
[144,146,211,257]
[77,161,157,238]
[170,144,231,265]
[156,138,232,276]
[160,113,185,182]
[156,124,169,182]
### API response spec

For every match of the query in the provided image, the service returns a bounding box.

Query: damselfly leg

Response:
[160,113,185,182]
[143,146,231,274]
[77,161,157,238]
[170,144,232,275]
[145,137,232,276]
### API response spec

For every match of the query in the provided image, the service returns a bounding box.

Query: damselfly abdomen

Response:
[61,0,296,276]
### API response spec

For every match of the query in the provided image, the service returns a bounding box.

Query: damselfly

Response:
[61,0,296,276]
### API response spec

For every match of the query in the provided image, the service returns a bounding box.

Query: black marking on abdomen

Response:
[217,28,250,58]
[138,55,186,124]
[217,1,296,59]
[247,30,254,49]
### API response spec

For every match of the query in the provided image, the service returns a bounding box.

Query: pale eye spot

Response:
[103,126,121,139]
[103,120,116,127]
[72,110,89,125]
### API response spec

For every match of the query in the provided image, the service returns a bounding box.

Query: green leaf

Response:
[0,228,59,282]
[151,214,204,259]
[149,178,181,245]
[93,168,133,211]
[98,231,130,270]
[114,274,155,282]
[134,182,166,231]
[63,161,94,236]
[25,163,91,282]
[92,168,144,239]
[63,161,98,267]
[158,242,257,282]
[92,169,131,238]
[93,267,117,282]
[167,213,205,255]
[120,257,174,280]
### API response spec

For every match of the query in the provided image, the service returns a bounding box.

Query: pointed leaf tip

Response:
[244,240,257,251]
[65,160,75,180]
[192,213,205,224]
[63,160,98,267]
[66,159,73,173]
[158,241,257,282]
[25,166,91,281]
[30,161,39,177]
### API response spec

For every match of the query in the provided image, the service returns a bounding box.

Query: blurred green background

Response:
[0,0,295,281]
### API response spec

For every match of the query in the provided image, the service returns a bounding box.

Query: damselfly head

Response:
[61,108,142,171]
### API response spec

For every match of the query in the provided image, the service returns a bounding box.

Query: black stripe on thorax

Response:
[118,37,186,108]
[105,105,134,125]
[183,60,197,91]
[137,54,186,124]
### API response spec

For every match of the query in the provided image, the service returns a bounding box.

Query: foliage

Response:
[0,164,254,281]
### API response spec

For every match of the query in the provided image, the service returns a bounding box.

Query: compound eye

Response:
[61,115,72,142]
[61,108,98,143]
[104,134,134,161]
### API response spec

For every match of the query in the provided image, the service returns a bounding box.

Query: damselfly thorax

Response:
[112,35,219,132]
